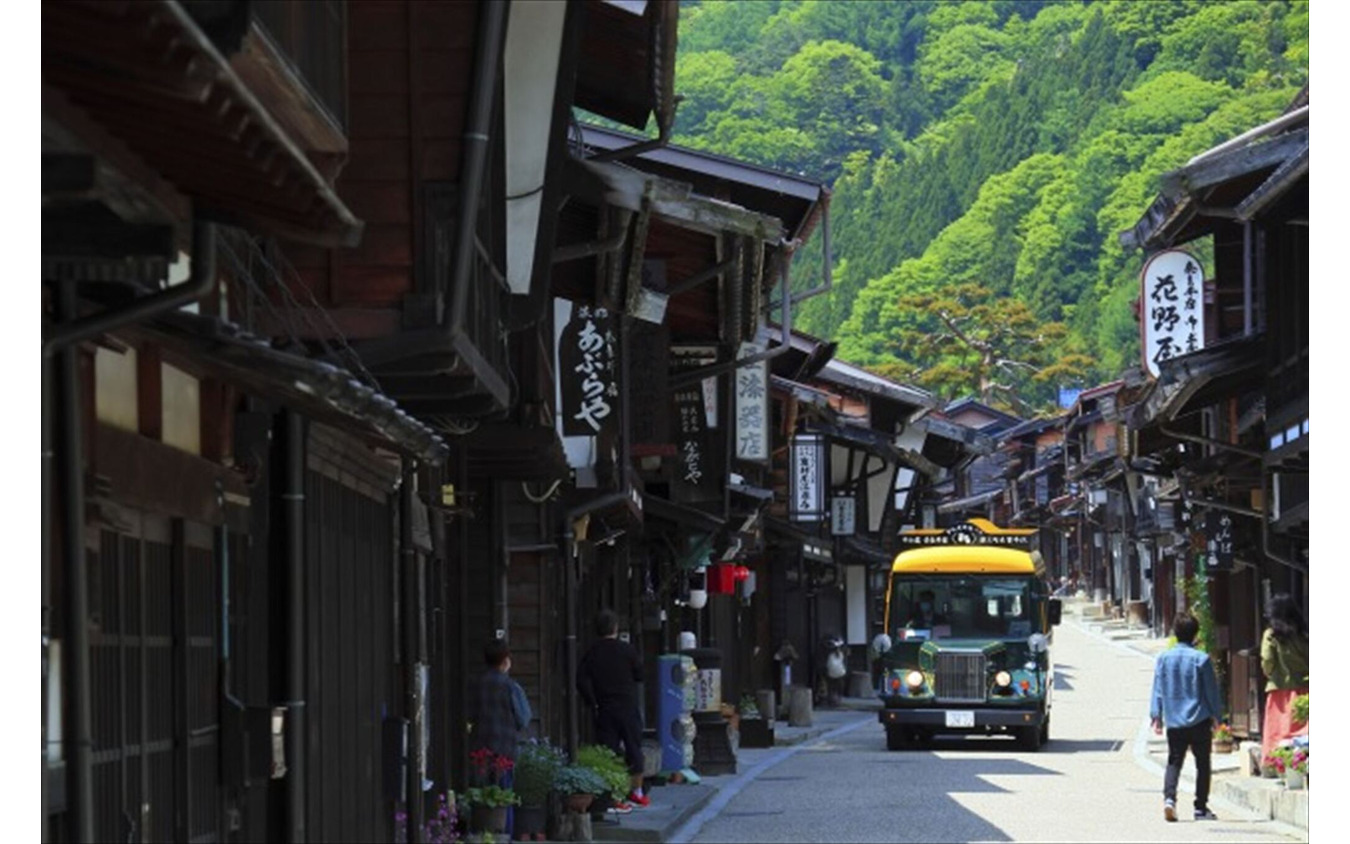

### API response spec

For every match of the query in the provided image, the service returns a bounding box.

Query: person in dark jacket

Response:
[577,609,648,807]
[469,639,531,834]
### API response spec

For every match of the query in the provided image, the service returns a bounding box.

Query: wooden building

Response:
[1121,88,1308,740]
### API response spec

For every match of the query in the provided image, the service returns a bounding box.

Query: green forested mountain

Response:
[670,0,1308,409]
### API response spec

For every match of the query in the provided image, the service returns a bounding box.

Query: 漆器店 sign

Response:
[558,303,618,436]
[789,434,826,522]
[1140,249,1205,378]
[734,341,768,463]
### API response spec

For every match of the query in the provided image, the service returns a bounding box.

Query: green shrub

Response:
[553,764,608,797]
[1292,694,1308,727]
[576,744,630,802]
[515,739,565,807]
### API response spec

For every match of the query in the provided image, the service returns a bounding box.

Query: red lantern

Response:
[707,564,736,594]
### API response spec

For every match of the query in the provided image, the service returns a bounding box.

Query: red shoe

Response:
[628,791,651,808]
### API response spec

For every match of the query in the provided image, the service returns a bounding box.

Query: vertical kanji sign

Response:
[789,434,826,522]
[1140,248,1205,378]
[734,341,768,463]
[558,303,619,436]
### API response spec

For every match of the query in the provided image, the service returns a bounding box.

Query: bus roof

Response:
[891,546,1042,575]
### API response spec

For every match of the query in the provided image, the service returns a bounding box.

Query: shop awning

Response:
[134,312,447,463]
[1128,335,1265,429]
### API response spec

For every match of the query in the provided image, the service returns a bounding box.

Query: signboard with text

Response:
[734,341,769,463]
[789,434,826,522]
[1140,249,1206,378]
[558,303,618,436]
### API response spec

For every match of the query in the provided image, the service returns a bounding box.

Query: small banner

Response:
[789,434,826,522]
[559,304,618,437]
[734,341,769,463]
[1205,510,1234,571]
[831,496,857,536]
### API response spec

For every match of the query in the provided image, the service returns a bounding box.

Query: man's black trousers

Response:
[596,705,644,775]
[1164,721,1212,810]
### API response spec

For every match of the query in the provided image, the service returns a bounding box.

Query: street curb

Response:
[667,715,874,844]
[593,785,717,844]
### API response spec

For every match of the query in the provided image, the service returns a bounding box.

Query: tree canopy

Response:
[671,0,1308,407]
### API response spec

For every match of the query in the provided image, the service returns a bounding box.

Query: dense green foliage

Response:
[672,0,1308,409]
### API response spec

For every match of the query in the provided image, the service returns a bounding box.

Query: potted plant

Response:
[554,764,607,815]
[1263,749,1291,780]
[395,791,461,844]
[1285,748,1308,790]
[1212,722,1234,753]
[466,749,521,835]
[577,744,630,818]
[738,694,773,748]
[514,739,564,841]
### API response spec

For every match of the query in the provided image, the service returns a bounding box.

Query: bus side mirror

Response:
[1048,599,1063,627]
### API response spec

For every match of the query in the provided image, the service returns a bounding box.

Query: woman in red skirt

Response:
[1260,593,1309,761]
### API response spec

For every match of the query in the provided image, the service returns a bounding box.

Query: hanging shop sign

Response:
[1140,248,1206,378]
[673,385,708,494]
[734,341,769,463]
[789,434,827,522]
[830,496,857,536]
[559,303,618,436]
[1205,510,1234,571]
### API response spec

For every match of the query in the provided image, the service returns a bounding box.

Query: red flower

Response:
[494,756,515,775]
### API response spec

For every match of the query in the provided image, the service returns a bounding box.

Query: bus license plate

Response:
[945,711,975,728]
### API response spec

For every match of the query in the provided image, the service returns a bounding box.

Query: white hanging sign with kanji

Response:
[1140,248,1205,379]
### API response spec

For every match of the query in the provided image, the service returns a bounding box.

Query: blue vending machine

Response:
[656,654,697,776]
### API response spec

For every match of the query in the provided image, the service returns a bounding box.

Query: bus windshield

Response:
[889,575,1040,641]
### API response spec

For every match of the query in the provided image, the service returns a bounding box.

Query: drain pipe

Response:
[1260,470,1308,574]
[561,492,632,760]
[56,278,94,844]
[788,191,834,305]
[448,0,508,331]
[44,220,216,358]
[284,411,307,844]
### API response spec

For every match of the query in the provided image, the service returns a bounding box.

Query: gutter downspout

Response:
[41,318,51,844]
[448,0,509,332]
[57,279,94,844]
[284,411,307,844]
[44,220,217,358]
[1243,221,1254,336]
[560,491,632,760]
[401,464,425,844]
[1260,469,1308,574]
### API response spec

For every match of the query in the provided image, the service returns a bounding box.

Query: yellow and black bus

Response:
[873,519,1063,751]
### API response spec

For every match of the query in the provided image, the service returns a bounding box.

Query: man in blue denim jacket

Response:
[1150,611,1223,822]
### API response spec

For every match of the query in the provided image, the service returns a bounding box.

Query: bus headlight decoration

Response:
[905,670,925,691]
[994,670,1012,688]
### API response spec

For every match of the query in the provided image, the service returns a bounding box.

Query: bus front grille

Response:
[934,652,987,702]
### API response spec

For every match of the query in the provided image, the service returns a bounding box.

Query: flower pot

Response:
[1212,739,1234,754]
[515,805,547,840]
[1261,765,1280,779]
[564,793,595,814]
[1286,769,1306,790]
[471,805,509,835]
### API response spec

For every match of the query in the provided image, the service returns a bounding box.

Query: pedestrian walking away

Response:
[1149,611,1222,823]
[468,639,532,837]
[1260,592,1309,761]
[577,609,649,809]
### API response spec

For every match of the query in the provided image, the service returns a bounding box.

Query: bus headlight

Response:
[905,670,925,690]
[994,670,1012,688]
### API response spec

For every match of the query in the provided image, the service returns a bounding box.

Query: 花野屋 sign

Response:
[1140,248,1205,378]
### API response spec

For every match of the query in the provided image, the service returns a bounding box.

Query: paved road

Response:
[684,620,1304,843]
